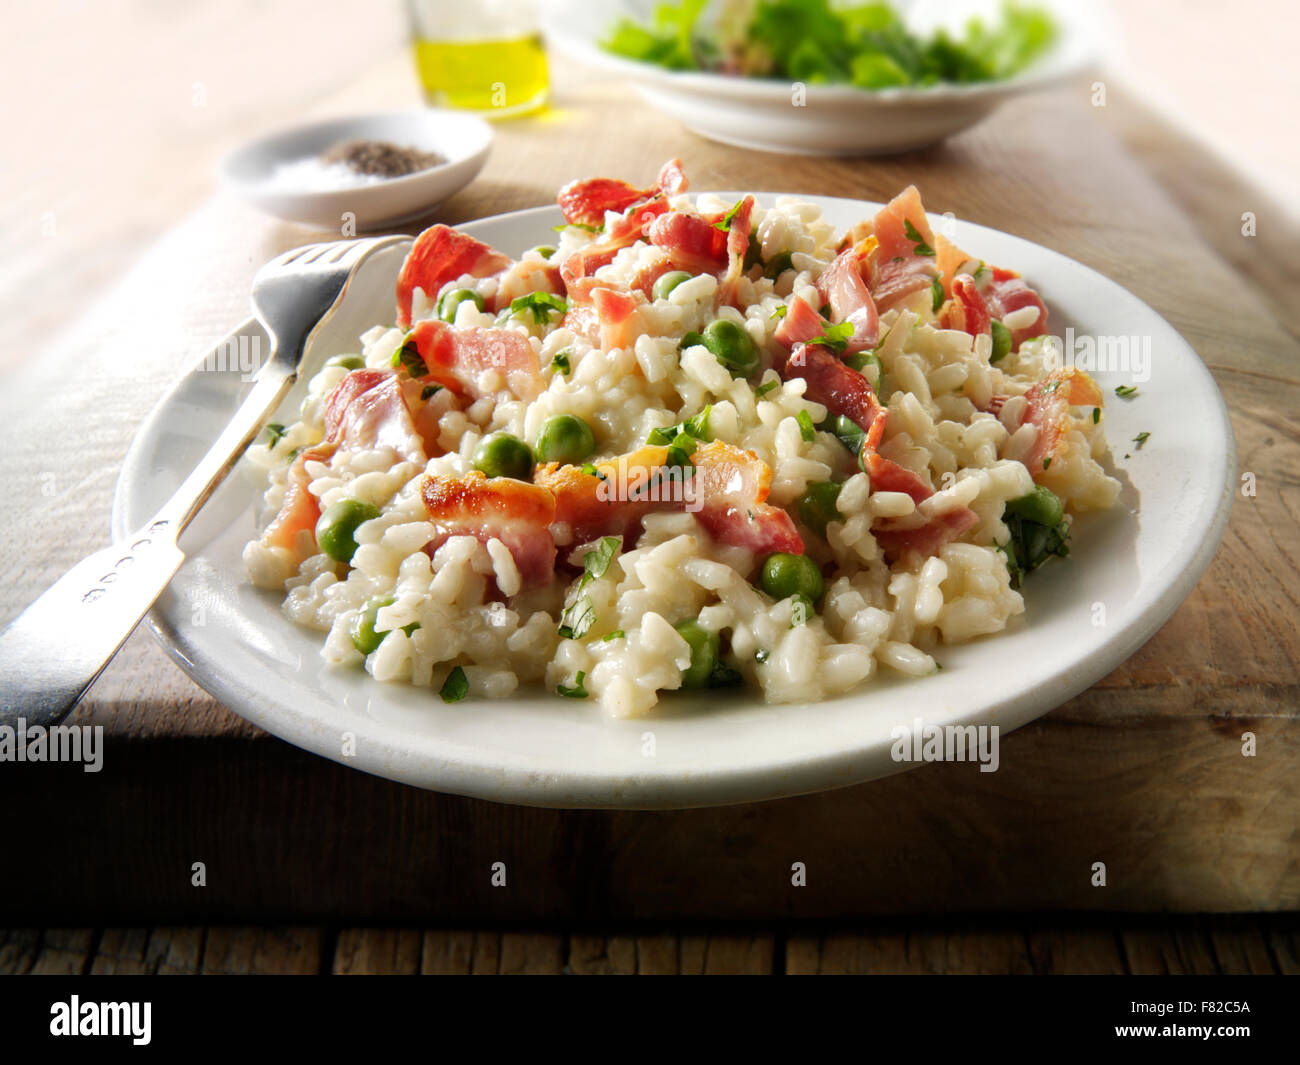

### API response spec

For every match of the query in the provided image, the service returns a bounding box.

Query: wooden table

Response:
[1,3,1297,946]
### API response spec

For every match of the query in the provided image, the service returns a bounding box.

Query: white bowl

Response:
[545,0,1105,155]
[219,110,493,229]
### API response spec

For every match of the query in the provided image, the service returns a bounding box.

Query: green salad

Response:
[602,0,1056,89]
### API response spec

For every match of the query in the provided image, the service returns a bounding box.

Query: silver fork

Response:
[0,236,408,727]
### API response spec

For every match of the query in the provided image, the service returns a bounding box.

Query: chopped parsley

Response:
[989,319,1012,363]
[420,384,442,401]
[553,221,603,233]
[580,462,609,483]
[664,430,696,472]
[265,422,288,448]
[557,671,589,699]
[439,666,468,703]
[392,338,428,378]
[1043,458,1052,470]
[808,320,855,354]
[930,276,945,313]
[1092,407,1101,424]
[1115,384,1139,398]
[713,198,746,232]
[997,487,1071,590]
[581,536,622,585]
[770,304,788,320]
[755,378,781,398]
[647,405,712,446]
[755,649,770,664]
[903,218,935,257]
[507,291,568,326]
[601,629,626,642]
[550,349,572,375]
[559,595,597,640]
[796,409,817,441]
[1133,431,1150,449]
[709,661,743,687]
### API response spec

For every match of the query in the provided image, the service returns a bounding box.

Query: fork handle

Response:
[0,370,295,728]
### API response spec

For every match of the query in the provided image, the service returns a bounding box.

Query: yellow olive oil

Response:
[412,34,549,116]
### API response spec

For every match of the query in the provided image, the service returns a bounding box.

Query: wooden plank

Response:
[25,928,96,975]
[1263,915,1299,975]
[1026,930,1126,975]
[418,931,476,975]
[0,929,42,975]
[332,928,423,975]
[90,927,204,975]
[200,926,322,975]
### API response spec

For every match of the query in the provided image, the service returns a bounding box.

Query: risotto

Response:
[243,159,1119,717]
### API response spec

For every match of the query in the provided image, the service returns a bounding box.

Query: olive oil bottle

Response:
[406,0,549,118]
[412,32,549,116]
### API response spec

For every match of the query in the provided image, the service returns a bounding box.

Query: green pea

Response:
[1006,485,1063,527]
[325,354,365,371]
[674,619,719,689]
[989,319,1012,364]
[316,498,381,564]
[797,481,843,538]
[652,270,692,301]
[530,245,557,260]
[351,595,420,655]
[535,414,595,465]
[700,318,759,378]
[758,552,824,604]
[473,432,533,480]
[436,287,486,323]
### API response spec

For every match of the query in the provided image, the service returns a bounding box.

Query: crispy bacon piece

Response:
[590,287,647,352]
[262,449,327,553]
[262,369,429,554]
[492,257,565,312]
[715,195,756,309]
[409,320,543,402]
[420,471,557,589]
[984,269,1048,348]
[947,275,992,337]
[934,232,981,301]
[773,296,827,350]
[534,440,803,555]
[773,302,975,560]
[557,158,688,227]
[782,341,888,454]
[816,238,880,353]
[323,369,427,463]
[842,186,941,313]
[1013,368,1104,479]
[559,195,674,303]
[934,234,1048,350]
[396,226,510,329]
[647,210,728,275]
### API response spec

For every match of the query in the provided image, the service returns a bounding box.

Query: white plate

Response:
[112,194,1234,809]
[545,0,1105,155]
[219,110,493,230]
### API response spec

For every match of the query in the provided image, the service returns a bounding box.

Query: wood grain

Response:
[4,919,1292,974]
[0,4,1296,921]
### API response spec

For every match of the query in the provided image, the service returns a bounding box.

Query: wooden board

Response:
[2,919,1293,975]
[0,4,1296,921]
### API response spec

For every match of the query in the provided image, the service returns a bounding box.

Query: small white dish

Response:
[545,0,1105,155]
[113,195,1234,810]
[219,110,493,230]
